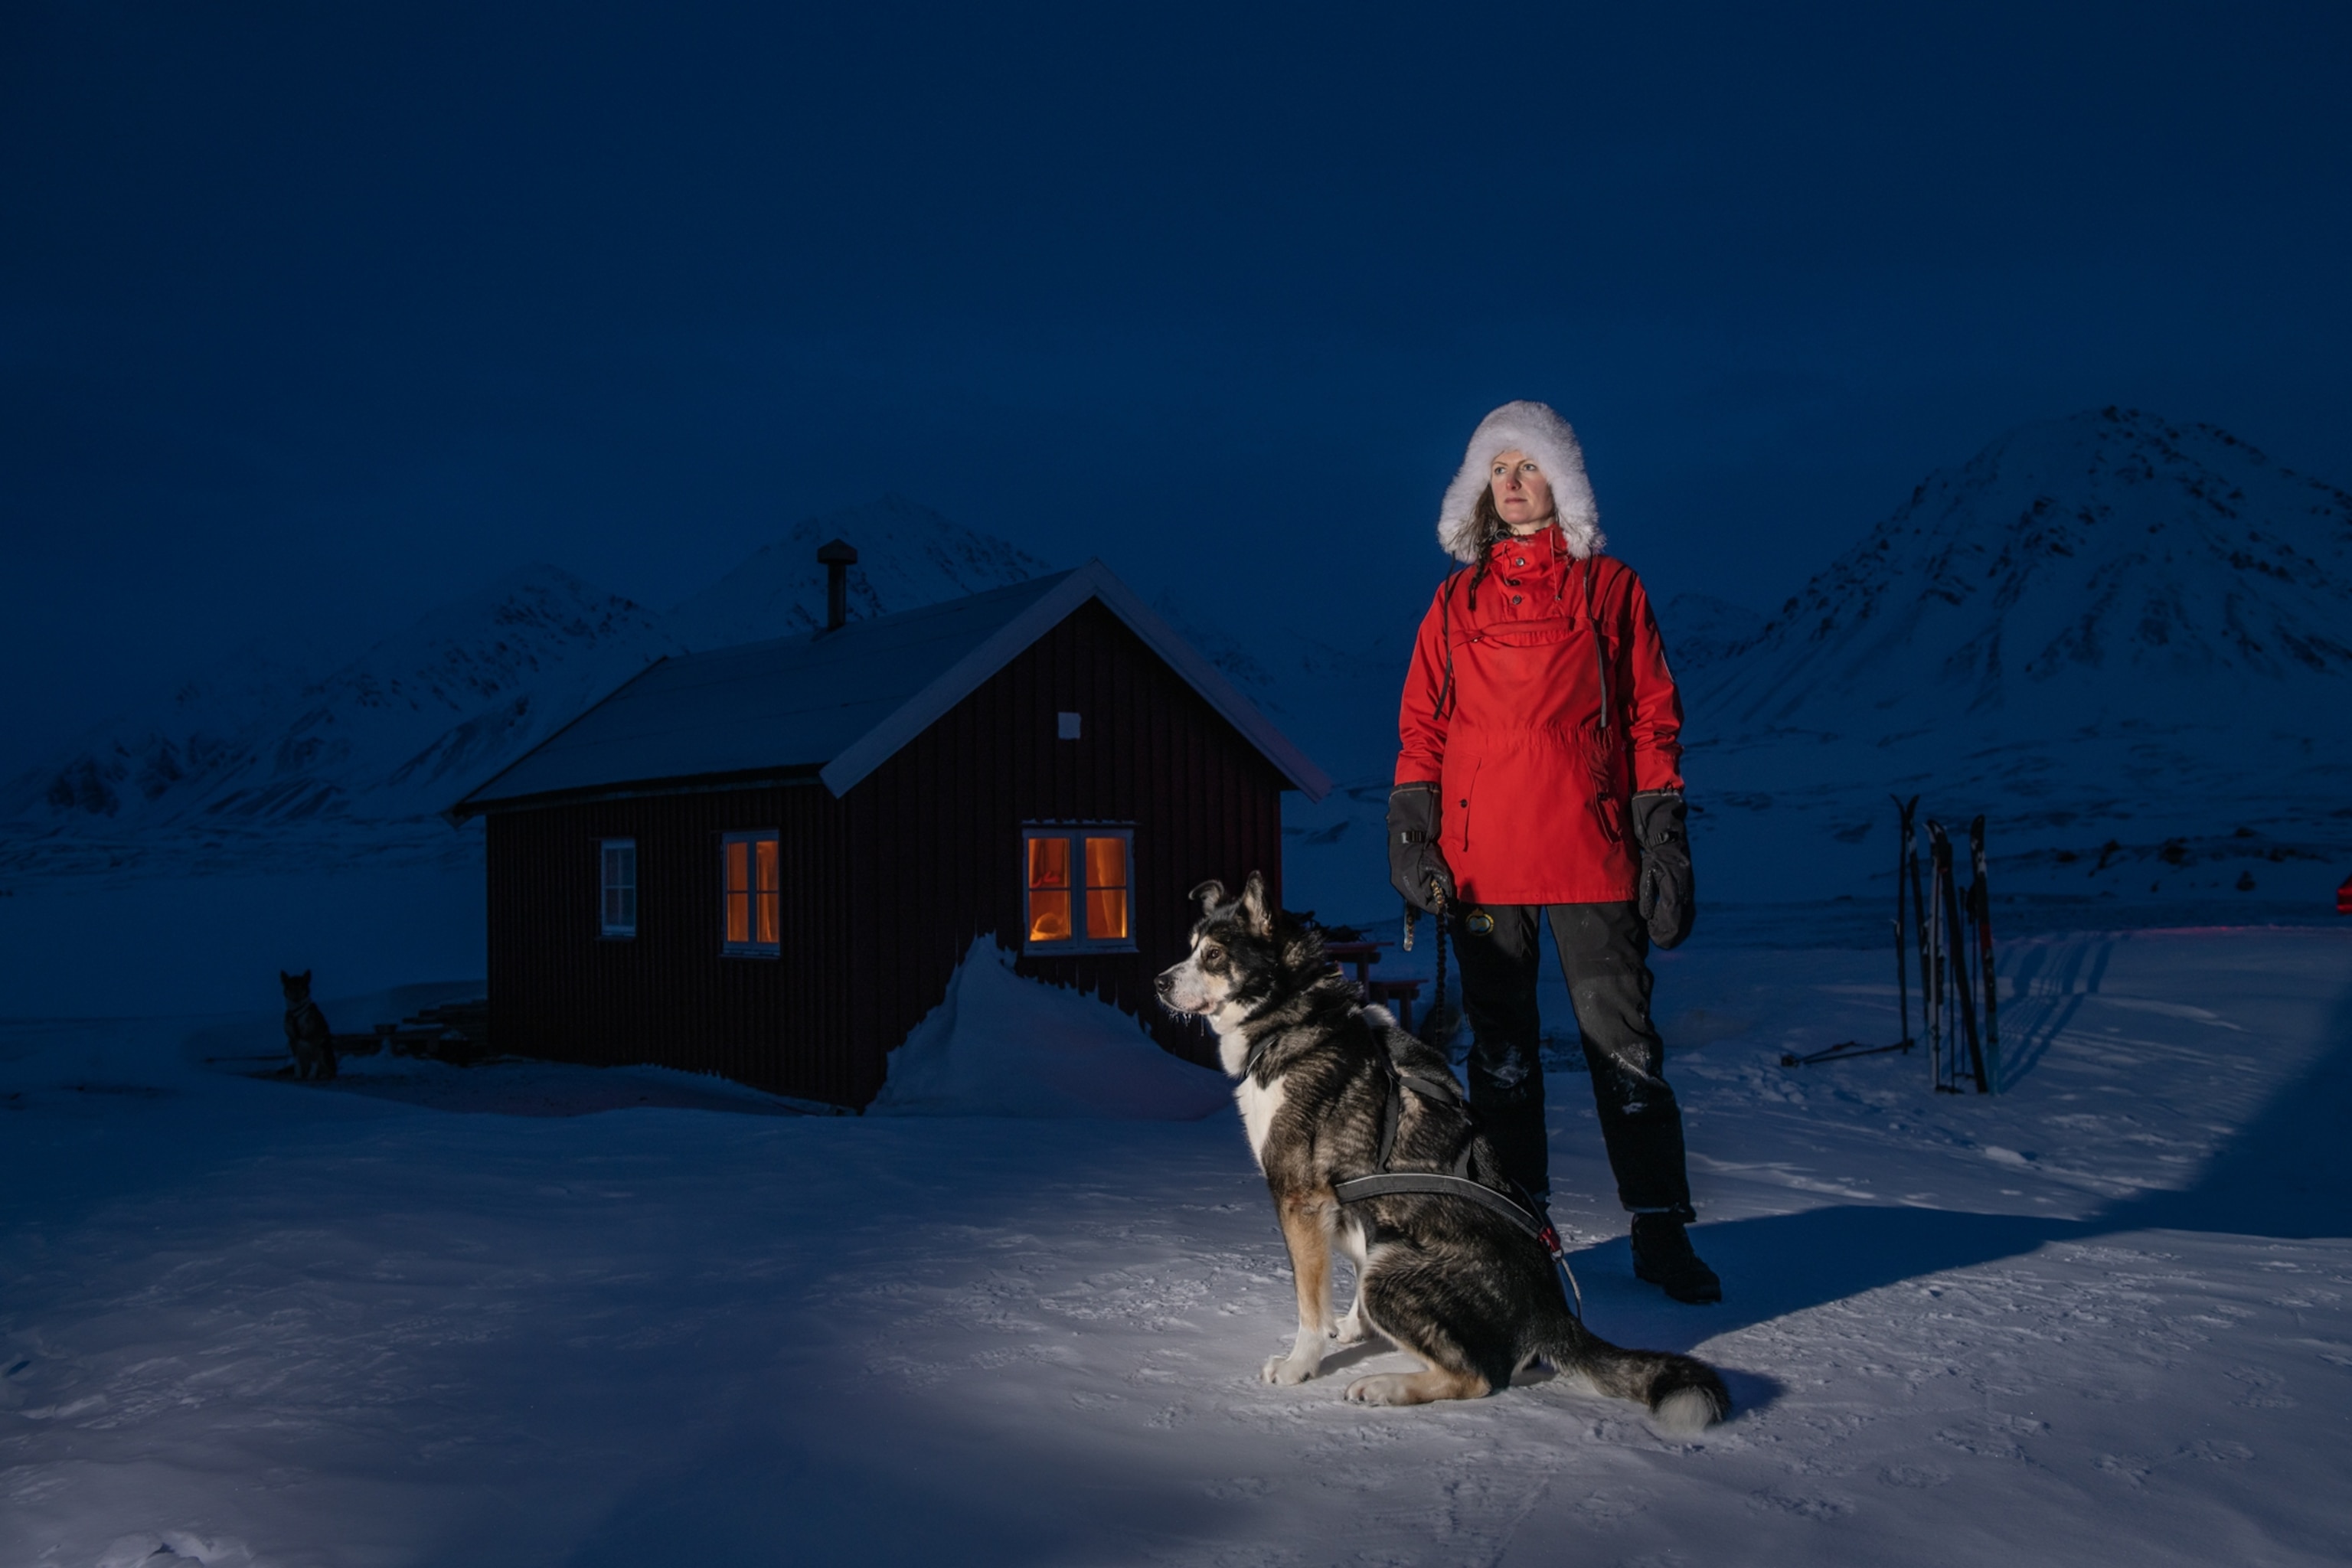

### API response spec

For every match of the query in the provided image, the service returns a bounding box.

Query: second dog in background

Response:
[279,969,338,1082]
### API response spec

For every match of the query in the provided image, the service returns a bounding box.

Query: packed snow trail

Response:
[3,929,2349,1566]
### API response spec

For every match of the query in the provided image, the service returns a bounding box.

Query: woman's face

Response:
[1488,449,1555,534]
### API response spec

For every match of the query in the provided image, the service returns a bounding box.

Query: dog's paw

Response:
[1344,1374,1415,1405]
[1263,1352,1320,1386]
[1330,1310,1370,1347]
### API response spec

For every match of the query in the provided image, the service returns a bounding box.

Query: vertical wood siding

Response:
[844,599,1288,1080]
[485,596,1292,1106]
[486,781,854,1101]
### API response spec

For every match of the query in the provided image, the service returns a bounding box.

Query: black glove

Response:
[1387,782,1457,916]
[1631,789,1695,949]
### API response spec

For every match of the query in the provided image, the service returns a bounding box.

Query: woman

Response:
[1387,400,1717,1305]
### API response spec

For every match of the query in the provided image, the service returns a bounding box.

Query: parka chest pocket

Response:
[1458,612,1608,728]
[1465,614,1583,652]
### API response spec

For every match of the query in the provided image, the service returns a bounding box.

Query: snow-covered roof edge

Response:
[445,654,678,822]
[817,560,1332,802]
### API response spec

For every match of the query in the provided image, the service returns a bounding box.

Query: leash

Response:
[1401,891,1449,1048]
[1430,906,1449,1044]
[1331,1032,1585,1321]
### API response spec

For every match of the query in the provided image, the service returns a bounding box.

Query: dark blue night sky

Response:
[6,2,2347,760]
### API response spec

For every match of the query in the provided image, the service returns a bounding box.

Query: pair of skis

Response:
[1922,809,1999,1093]
[1781,797,1999,1093]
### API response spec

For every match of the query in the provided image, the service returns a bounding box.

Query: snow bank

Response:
[5,929,2350,1566]
[870,937,1229,1119]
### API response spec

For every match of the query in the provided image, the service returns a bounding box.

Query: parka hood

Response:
[1437,401,1606,564]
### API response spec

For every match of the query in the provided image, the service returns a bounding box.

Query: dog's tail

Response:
[1547,1324,1731,1435]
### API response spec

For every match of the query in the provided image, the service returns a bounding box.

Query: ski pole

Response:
[1893,795,1918,1049]
[1971,815,1998,1093]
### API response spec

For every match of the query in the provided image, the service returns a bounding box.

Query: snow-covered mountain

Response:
[0,567,684,876]
[1694,407,2352,728]
[1274,410,2352,921]
[671,495,1049,648]
[8,425,2347,918]
[1659,593,1768,671]
[1681,407,2352,907]
[1,500,1054,881]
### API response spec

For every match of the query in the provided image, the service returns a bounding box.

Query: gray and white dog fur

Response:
[1156,873,1729,1432]
[279,969,338,1082]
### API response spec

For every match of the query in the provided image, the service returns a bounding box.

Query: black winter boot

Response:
[1630,1214,1722,1304]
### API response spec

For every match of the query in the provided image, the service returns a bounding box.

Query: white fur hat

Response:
[1436,400,1605,564]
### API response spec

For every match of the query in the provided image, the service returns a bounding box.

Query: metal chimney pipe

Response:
[815,538,858,632]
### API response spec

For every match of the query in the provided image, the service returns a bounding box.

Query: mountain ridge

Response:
[7,417,2347,913]
[1,505,1050,880]
[1674,407,2352,906]
[671,494,1049,649]
[1691,407,2352,732]
[1286,409,2352,915]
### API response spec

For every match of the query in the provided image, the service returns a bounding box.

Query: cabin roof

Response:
[451,560,1331,815]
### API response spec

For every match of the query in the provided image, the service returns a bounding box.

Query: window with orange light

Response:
[1023,825,1135,952]
[721,829,782,956]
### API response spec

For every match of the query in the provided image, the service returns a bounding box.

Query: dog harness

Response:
[1331,1034,1586,1320]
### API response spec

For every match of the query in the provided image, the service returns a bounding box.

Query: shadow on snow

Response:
[1629,962,2352,1357]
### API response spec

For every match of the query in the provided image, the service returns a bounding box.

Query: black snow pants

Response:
[1449,900,1696,1220]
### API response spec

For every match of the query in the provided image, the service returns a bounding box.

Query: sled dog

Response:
[279,970,338,1082]
[1156,874,1729,1432]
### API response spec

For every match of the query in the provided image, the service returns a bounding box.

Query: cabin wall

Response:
[844,598,1288,1074]
[483,597,1294,1107]
[483,780,857,1102]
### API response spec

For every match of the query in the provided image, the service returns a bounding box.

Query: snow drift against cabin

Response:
[869,938,1230,1119]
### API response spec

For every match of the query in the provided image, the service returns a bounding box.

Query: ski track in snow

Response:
[4,928,2349,1566]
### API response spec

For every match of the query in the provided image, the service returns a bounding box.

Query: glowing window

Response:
[599,838,637,938]
[1085,835,1129,941]
[1027,835,1072,942]
[1023,825,1135,952]
[722,829,782,957]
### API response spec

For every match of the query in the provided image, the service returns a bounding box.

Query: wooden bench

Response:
[329,1001,492,1066]
[1365,978,1424,1031]
[1325,939,1429,1031]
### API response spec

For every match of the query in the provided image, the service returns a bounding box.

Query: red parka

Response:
[1394,525,1684,905]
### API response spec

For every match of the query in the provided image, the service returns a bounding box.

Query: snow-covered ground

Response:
[6,924,2347,1566]
[4,409,2348,1563]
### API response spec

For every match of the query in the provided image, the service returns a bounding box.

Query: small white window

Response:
[599,838,637,939]
[1057,711,1083,740]
[721,830,781,957]
[1023,825,1135,953]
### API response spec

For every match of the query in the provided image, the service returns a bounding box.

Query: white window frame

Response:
[1021,823,1137,955]
[720,828,782,959]
[599,838,638,939]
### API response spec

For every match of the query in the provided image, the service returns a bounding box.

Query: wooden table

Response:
[1325,939,1426,1030]
[1322,939,1387,987]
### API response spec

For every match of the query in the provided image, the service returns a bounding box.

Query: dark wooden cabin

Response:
[449,559,1330,1109]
